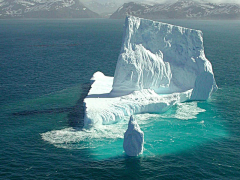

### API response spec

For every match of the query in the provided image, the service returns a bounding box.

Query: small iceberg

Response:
[123,115,144,156]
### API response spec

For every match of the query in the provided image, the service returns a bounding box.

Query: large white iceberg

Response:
[83,16,217,128]
[123,115,144,156]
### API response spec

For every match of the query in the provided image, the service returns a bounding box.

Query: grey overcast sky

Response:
[88,0,240,4]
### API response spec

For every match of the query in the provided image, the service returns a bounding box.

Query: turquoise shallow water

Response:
[0,19,240,179]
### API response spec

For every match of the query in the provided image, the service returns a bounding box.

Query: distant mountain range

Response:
[0,0,99,18]
[110,0,240,20]
[1,0,240,19]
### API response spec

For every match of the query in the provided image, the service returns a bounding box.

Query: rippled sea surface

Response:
[1,19,240,179]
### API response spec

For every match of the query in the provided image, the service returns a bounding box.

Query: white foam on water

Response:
[174,102,206,120]
[41,101,227,160]
[155,102,206,120]
[41,117,130,150]
[41,102,205,148]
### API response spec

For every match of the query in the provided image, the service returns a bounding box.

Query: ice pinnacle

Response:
[123,115,144,156]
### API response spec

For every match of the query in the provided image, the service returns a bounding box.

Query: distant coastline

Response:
[0,0,240,20]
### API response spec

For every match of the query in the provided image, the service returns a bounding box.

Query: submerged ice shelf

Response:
[84,16,217,128]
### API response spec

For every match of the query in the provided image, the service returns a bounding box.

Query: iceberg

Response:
[123,115,144,156]
[83,16,217,128]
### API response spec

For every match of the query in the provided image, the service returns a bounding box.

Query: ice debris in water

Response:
[123,115,144,156]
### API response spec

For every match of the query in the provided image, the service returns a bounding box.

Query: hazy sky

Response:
[91,0,240,4]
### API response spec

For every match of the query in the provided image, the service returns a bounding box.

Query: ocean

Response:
[0,19,240,179]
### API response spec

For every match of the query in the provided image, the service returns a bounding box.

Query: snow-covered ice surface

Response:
[123,116,144,156]
[84,16,217,128]
[84,71,192,127]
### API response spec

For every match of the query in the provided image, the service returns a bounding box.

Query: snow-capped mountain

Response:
[110,0,240,20]
[82,1,119,14]
[0,0,100,18]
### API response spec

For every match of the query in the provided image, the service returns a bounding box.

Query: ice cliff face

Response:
[111,16,217,100]
[123,115,144,156]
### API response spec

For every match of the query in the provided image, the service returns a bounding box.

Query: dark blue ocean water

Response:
[0,19,240,179]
